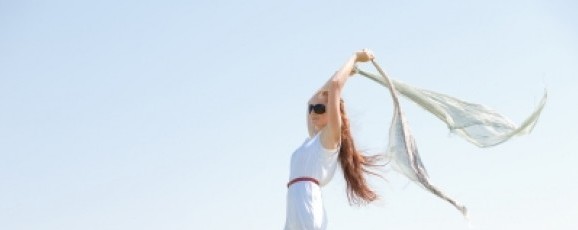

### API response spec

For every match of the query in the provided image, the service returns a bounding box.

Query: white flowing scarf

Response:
[355,60,547,217]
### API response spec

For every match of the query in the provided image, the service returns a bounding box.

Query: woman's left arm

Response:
[321,49,374,149]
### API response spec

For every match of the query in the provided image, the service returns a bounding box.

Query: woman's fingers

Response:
[355,49,374,62]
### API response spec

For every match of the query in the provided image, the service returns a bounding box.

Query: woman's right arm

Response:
[306,49,374,138]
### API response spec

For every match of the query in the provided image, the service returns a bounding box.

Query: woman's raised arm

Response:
[306,49,374,149]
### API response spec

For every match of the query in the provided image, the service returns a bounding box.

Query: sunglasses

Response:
[308,104,326,114]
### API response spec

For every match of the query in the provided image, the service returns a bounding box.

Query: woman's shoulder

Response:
[318,128,340,153]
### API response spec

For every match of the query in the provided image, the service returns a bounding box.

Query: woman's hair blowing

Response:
[338,99,382,205]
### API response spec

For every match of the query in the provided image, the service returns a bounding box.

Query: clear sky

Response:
[1,0,577,229]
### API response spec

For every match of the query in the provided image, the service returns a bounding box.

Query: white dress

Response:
[284,133,339,230]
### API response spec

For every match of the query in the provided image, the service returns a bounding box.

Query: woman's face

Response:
[309,94,329,129]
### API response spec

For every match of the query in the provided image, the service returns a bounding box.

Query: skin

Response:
[307,49,375,150]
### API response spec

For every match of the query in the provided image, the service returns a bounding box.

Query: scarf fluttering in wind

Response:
[355,60,547,217]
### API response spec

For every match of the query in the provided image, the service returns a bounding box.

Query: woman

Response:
[284,49,382,230]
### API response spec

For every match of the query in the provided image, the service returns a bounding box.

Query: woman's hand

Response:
[355,49,374,62]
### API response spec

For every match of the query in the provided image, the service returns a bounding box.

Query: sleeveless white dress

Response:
[284,132,339,230]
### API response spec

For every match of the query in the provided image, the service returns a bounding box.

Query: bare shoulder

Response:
[319,127,340,150]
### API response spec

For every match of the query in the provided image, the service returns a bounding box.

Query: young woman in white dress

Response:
[284,49,382,230]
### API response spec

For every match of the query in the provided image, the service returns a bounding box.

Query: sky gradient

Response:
[1,0,577,229]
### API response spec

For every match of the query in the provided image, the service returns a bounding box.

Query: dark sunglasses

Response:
[308,104,326,114]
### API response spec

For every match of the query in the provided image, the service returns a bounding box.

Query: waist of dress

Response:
[287,177,320,188]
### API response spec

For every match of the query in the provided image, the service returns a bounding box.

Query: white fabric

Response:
[285,183,326,230]
[353,61,547,218]
[356,67,547,147]
[285,132,339,230]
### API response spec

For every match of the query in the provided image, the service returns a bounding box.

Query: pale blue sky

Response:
[1,0,577,229]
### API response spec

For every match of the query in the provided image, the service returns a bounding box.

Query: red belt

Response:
[287,177,320,188]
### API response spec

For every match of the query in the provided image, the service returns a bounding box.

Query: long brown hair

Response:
[338,99,383,205]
